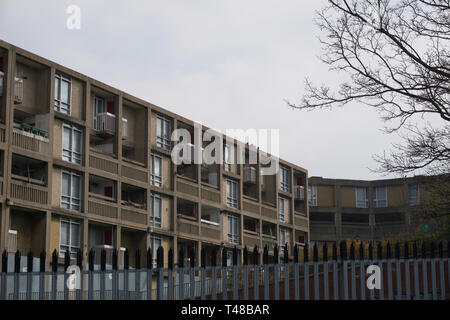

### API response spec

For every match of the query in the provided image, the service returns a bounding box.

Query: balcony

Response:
[92,244,115,265]
[10,177,48,205]
[262,235,277,251]
[94,112,116,135]
[0,71,4,96]
[12,124,49,154]
[13,77,23,104]
[294,185,305,201]
[243,166,257,184]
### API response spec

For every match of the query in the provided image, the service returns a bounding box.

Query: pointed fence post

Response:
[51,250,58,301]
[243,246,248,266]
[404,241,409,259]
[88,249,94,300]
[303,244,309,262]
[253,245,259,265]
[323,243,328,262]
[377,242,383,260]
[349,243,355,261]
[421,242,427,259]
[39,250,46,300]
[263,246,268,265]
[293,244,298,263]
[211,248,217,267]
[438,241,443,258]
[313,243,318,262]
[395,242,400,260]
[359,244,364,260]
[63,250,70,300]
[135,249,141,300]
[273,244,279,264]
[1,250,7,273]
[368,242,373,260]
[386,242,391,259]
[26,251,33,300]
[413,242,418,259]
[430,242,435,259]
[156,246,164,300]
[284,244,289,264]
[232,246,238,266]
[332,242,337,261]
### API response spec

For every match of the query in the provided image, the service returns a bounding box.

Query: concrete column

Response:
[334,183,342,242]
[82,218,89,267]
[45,211,51,269]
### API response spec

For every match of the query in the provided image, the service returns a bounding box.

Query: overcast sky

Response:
[0,0,407,180]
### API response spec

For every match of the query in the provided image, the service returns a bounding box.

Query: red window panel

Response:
[106,101,115,114]
[104,230,112,245]
[104,186,113,198]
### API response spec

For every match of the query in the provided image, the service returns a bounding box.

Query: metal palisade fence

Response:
[0,241,449,300]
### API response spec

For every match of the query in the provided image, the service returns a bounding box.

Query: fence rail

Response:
[1,241,449,300]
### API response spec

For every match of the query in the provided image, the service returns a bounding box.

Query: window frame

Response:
[308,185,317,206]
[54,73,72,115]
[408,184,420,206]
[226,179,238,209]
[61,171,81,212]
[223,142,231,172]
[280,165,290,192]
[156,115,171,150]
[227,214,240,244]
[150,154,162,187]
[59,217,80,259]
[62,122,82,165]
[355,187,368,208]
[278,197,286,222]
[374,186,388,208]
[150,193,162,228]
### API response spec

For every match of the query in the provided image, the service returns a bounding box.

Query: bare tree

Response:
[288,0,449,175]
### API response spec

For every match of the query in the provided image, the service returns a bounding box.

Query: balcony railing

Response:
[294,185,305,201]
[92,245,114,265]
[10,180,48,205]
[14,77,23,103]
[243,166,256,184]
[12,126,49,154]
[88,196,118,219]
[94,112,116,134]
[0,71,4,96]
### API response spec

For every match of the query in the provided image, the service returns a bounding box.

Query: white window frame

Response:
[280,228,287,250]
[150,236,161,268]
[61,171,81,212]
[226,179,238,209]
[408,184,420,206]
[59,218,80,259]
[374,186,388,208]
[224,142,231,172]
[150,154,162,187]
[308,185,317,206]
[280,165,290,192]
[156,115,171,150]
[278,197,286,222]
[150,193,162,228]
[227,214,240,244]
[62,123,82,165]
[355,187,368,208]
[54,73,72,115]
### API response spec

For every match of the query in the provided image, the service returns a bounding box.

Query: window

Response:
[150,236,161,268]
[54,73,71,115]
[156,115,171,150]
[308,185,317,206]
[59,218,80,259]
[374,186,387,208]
[61,171,81,211]
[227,214,240,244]
[341,213,370,224]
[280,165,290,192]
[150,154,162,187]
[355,187,368,208]
[226,179,238,208]
[150,193,162,228]
[280,228,287,250]
[278,197,286,222]
[408,184,419,206]
[224,142,231,171]
[310,212,334,222]
[62,123,82,164]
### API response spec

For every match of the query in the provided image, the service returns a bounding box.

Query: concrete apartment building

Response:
[0,40,310,271]
[308,176,424,245]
